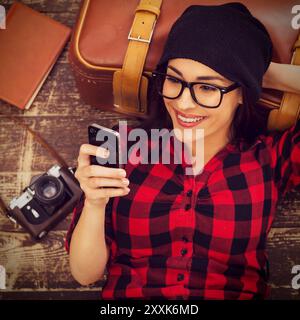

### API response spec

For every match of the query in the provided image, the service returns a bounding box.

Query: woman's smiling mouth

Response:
[173,108,209,128]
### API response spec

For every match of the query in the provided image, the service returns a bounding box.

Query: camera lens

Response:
[42,181,57,198]
[34,176,65,206]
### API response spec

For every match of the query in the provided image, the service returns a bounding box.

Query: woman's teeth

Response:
[177,114,206,123]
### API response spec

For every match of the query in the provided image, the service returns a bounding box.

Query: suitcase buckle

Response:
[128,20,156,44]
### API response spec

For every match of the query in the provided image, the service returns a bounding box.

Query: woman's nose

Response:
[176,86,198,111]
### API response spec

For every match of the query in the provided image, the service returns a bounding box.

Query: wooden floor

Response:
[0,0,300,300]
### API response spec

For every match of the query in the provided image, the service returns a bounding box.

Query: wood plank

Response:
[272,191,300,228]
[0,290,101,300]
[267,228,300,299]
[0,230,107,291]
[0,228,299,299]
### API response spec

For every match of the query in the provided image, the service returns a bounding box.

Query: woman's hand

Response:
[75,144,130,207]
[263,62,300,95]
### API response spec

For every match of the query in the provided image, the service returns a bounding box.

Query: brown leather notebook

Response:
[0,2,71,109]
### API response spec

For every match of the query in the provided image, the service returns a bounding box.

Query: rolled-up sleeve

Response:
[270,120,300,197]
[64,194,115,254]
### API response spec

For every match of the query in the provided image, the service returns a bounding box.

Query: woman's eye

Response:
[166,76,180,83]
[199,84,217,91]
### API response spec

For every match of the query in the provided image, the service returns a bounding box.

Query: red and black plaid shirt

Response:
[65,120,300,300]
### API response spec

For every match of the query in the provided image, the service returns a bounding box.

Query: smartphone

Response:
[88,123,122,168]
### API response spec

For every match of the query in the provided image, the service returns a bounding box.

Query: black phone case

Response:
[88,124,120,169]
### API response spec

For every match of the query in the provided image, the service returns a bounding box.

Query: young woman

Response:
[65,3,300,300]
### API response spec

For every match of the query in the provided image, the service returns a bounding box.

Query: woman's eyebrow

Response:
[167,65,227,83]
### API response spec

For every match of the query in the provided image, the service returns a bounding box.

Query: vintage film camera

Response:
[8,164,83,240]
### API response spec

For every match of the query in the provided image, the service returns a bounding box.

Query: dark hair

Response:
[137,62,271,151]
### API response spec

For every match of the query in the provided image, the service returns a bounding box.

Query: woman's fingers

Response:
[74,143,129,203]
[82,186,130,200]
[87,176,130,189]
[84,165,126,179]
[77,144,110,168]
[76,143,126,178]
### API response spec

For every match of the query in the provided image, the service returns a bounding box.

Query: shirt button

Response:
[177,273,184,281]
[182,236,189,243]
[181,248,188,256]
[186,189,192,197]
[185,204,191,211]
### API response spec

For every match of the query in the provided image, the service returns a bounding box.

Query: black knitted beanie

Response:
[156,2,273,103]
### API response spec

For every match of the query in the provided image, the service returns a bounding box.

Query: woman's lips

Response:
[173,108,208,128]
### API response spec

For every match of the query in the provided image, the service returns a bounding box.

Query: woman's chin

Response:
[172,125,206,142]
[173,133,196,147]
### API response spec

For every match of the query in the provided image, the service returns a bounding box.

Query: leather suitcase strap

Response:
[113,0,162,118]
[268,32,300,131]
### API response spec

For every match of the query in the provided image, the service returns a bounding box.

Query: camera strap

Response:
[0,112,70,216]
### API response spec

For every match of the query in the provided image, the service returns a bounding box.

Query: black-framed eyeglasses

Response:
[152,71,240,108]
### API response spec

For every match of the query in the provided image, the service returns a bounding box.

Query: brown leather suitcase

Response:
[68,0,300,130]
